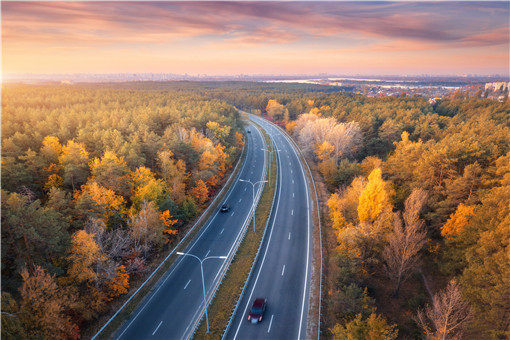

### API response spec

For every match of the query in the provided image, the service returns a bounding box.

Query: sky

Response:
[2,1,509,76]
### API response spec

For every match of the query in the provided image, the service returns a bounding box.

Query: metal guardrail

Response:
[187,121,270,339]
[221,126,279,339]
[92,137,248,340]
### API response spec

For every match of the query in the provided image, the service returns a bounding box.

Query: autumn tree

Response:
[383,188,428,296]
[160,210,178,242]
[75,181,126,224]
[130,166,166,208]
[106,265,129,299]
[67,230,103,285]
[129,201,166,255]
[440,204,476,240]
[417,280,471,340]
[331,312,398,340]
[157,150,187,203]
[358,168,393,225]
[234,131,244,148]
[90,150,131,197]
[59,140,90,190]
[18,266,79,339]
[266,99,286,120]
[190,179,209,205]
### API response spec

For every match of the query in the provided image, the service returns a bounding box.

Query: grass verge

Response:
[89,144,247,340]
[194,122,277,339]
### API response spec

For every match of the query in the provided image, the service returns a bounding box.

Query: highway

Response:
[225,114,313,340]
[113,121,267,340]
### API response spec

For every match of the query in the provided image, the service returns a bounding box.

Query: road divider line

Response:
[184,279,191,290]
[220,228,224,234]
[268,315,274,333]
[231,211,235,216]
[152,321,163,336]
[288,232,291,240]
[186,122,270,339]
[291,209,294,216]
[205,250,211,257]
[281,265,285,276]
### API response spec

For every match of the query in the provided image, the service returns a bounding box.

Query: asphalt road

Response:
[225,114,313,340]
[114,122,267,340]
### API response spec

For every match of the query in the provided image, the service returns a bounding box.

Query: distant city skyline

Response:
[2,1,509,76]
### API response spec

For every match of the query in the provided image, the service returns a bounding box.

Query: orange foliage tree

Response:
[190,179,209,205]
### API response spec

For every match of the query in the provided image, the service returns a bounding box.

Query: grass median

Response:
[194,123,278,339]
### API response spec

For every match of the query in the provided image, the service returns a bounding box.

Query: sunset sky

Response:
[2,1,509,76]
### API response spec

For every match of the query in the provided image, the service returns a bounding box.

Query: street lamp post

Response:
[176,252,227,334]
[261,146,279,186]
[239,179,268,232]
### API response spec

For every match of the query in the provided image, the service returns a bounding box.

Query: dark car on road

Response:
[220,204,230,212]
[247,298,266,324]
[247,129,251,133]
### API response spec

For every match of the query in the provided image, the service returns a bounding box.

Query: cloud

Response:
[2,1,508,49]
[2,1,508,75]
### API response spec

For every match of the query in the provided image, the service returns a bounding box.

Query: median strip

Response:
[194,120,278,339]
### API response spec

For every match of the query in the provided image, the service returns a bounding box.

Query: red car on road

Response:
[247,298,267,324]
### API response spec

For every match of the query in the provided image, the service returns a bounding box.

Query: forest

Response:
[1,84,244,338]
[1,81,508,339]
[250,89,508,339]
[190,81,507,339]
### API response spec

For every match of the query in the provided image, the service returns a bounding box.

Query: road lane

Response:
[225,114,313,340]
[114,122,268,340]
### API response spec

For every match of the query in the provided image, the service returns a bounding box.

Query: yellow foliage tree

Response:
[158,150,187,203]
[309,107,321,116]
[357,168,393,225]
[286,121,297,134]
[315,141,335,161]
[68,230,102,284]
[59,140,90,190]
[441,204,477,239]
[78,181,126,222]
[328,193,348,231]
[40,136,62,163]
[130,166,166,207]
[266,99,285,120]
[89,150,131,196]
